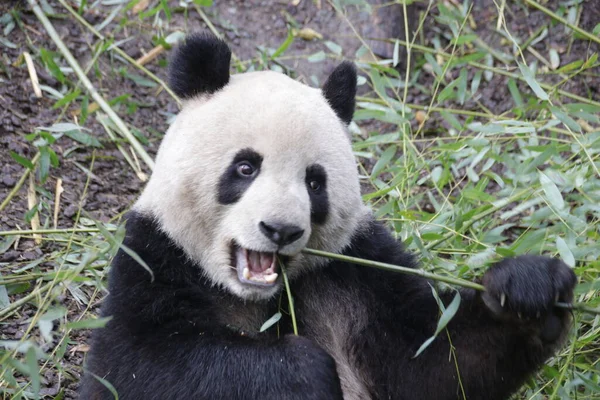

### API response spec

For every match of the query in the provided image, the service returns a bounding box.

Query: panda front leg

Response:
[82,324,344,400]
[362,254,577,400]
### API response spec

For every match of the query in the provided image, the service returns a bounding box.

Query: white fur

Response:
[135,71,370,300]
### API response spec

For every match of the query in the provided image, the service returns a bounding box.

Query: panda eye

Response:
[236,162,256,177]
[308,180,321,192]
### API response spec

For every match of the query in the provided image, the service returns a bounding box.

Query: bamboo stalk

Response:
[279,259,298,335]
[302,248,599,316]
[27,0,155,171]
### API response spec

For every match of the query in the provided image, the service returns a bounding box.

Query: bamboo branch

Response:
[302,248,599,316]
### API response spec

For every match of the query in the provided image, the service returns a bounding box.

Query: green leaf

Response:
[392,40,399,67]
[324,41,343,56]
[451,33,477,45]
[125,73,157,88]
[517,62,549,101]
[26,347,40,397]
[0,284,9,309]
[439,111,462,131]
[259,312,282,332]
[307,51,326,63]
[556,59,583,73]
[91,373,119,399]
[414,291,461,357]
[38,146,51,183]
[371,145,397,178]
[556,237,575,267]
[549,106,581,132]
[539,171,565,210]
[433,291,461,336]
[64,130,102,148]
[507,79,523,108]
[193,0,213,6]
[40,48,65,84]
[53,88,81,109]
[67,316,113,330]
[10,151,34,170]
[457,68,467,105]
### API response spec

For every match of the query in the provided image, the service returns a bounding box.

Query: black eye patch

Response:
[217,148,263,205]
[306,164,329,224]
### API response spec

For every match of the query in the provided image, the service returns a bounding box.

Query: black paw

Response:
[482,255,576,320]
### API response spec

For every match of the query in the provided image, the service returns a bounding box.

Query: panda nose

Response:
[259,221,305,247]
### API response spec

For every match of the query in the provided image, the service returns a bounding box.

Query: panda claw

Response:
[500,293,506,307]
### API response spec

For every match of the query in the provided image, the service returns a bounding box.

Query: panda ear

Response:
[169,33,232,99]
[322,62,357,125]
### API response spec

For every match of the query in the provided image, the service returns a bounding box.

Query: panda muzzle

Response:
[235,247,279,286]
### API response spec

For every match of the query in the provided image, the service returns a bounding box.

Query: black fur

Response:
[217,148,263,205]
[81,212,575,400]
[322,62,357,125]
[305,164,329,224]
[169,33,231,99]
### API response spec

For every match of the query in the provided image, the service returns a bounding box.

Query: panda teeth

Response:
[243,267,251,280]
[263,273,279,284]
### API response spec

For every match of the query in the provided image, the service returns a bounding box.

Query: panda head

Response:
[135,33,370,300]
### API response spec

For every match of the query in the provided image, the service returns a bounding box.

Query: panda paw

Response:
[481,255,576,341]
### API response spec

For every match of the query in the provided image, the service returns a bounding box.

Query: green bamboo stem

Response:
[302,248,599,316]
[303,248,485,290]
[279,259,298,335]
[27,0,155,171]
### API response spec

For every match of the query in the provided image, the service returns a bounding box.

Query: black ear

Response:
[169,33,232,99]
[322,62,357,125]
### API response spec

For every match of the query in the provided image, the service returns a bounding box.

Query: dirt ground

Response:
[0,0,598,398]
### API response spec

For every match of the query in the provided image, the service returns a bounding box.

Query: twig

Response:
[28,0,155,171]
[302,248,599,316]
[523,0,600,45]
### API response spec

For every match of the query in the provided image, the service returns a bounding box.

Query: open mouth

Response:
[233,244,279,287]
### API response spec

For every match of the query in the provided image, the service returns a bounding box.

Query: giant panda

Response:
[80,33,577,400]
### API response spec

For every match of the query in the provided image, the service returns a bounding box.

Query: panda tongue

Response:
[248,250,274,273]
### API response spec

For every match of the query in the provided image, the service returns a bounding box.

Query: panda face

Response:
[135,35,369,300]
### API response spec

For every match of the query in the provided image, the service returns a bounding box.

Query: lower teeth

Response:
[242,267,278,284]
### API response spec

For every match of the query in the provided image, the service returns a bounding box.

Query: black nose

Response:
[259,222,305,247]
